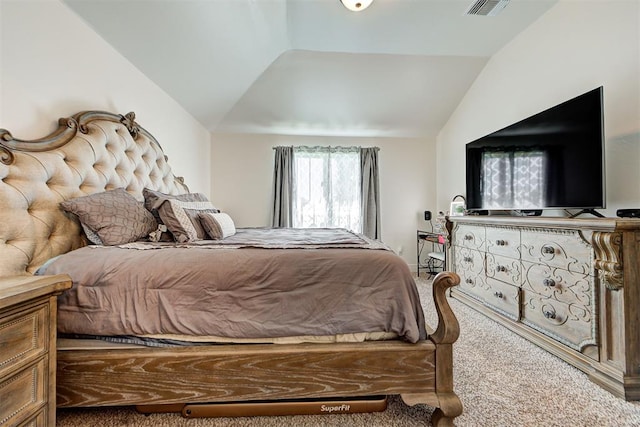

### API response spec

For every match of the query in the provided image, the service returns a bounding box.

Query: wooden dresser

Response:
[447,216,640,401]
[0,275,72,426]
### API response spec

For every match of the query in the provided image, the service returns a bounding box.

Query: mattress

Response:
[39,228,427,343]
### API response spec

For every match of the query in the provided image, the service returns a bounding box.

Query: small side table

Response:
[417,230,446,277]
[0,274,72,426]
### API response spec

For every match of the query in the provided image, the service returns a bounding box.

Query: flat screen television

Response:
[465,87,605,214]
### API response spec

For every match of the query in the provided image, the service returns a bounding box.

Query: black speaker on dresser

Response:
[617,209,640,218]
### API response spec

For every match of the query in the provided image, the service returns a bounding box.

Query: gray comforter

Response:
[41,228,427,342]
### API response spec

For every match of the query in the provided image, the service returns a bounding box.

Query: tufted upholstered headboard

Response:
[0,111,189,277]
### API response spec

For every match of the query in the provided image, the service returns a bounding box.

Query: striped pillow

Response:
[199,212,236,240]
[143,188,219,242]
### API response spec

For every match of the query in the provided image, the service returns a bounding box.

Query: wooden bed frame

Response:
[0,111,462,425]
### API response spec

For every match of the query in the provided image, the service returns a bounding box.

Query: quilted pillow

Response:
[199,212,236,240]
[60,188,157,245]
[143,188,220,242]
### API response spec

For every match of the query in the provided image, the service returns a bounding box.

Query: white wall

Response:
[0,0,211,194]
[437,0,640,217]
[211,133,437,269]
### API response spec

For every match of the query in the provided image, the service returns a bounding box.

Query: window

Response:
[293,146,362,233]
[481,150,547,209]
[272,145,380,239]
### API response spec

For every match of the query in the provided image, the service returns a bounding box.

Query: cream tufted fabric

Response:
[0,111,189,277]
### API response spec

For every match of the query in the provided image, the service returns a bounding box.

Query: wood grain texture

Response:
[56,273,462,424]
[0,275,71,310]
[0,275,70,426]
[57,341,438,407]
[430,272,460,345]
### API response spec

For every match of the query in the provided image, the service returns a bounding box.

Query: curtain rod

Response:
[272,146,379,151]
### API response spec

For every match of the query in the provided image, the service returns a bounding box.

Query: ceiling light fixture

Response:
[340,0,373,12]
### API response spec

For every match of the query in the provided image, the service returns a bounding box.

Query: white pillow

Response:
[198,212,236,239]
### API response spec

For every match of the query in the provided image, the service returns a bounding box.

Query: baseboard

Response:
[589,367,640,401]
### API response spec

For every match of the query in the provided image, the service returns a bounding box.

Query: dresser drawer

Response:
[0,275,71,427]
[452,224,485,251]
[457,271,489,301]
[453,247,487,300]
[457,273,489,297]
[457,273,520,321]
[486,253,522,287]
[483,278,520,320]
[520,229,592,275]
[521,290,596,352]
[485,226,520,259]
[522,261,594,308]
[0,304,48,379]
[0,358,46,426]
[452,247,484,275]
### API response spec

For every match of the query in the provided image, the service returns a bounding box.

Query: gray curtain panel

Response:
[271,146,294,227]
[360,147,381,240]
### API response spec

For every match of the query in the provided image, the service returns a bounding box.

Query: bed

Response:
[0,110,462,425]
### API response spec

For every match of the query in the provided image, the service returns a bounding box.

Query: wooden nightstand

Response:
[0,274,72,426]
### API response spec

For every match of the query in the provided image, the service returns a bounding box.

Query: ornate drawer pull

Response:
[496,265,507,273]
[543,310,556,319]
[465,278,473,284]
[464,234,474,241]
[463,256,473,263]
[543,278,556,287]
[496,239,507,246]
[494,291,503,299]
[542,245,555,254]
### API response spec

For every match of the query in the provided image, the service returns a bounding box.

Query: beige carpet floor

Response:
[56,275,640,426]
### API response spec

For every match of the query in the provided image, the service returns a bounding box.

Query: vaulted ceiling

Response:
[63,0,557,138]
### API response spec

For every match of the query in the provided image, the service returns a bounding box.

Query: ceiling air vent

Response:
[465,0,510,16]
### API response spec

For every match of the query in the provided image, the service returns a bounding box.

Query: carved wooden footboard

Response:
[57,272,461,425]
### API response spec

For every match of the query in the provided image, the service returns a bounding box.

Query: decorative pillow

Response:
[81,223,104,245]
[143,188,204,218]
[143,188,219,242]
[199,212,236,240]
[60,188,157,245]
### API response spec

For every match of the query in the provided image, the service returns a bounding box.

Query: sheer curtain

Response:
[293,146,362,232]
[271,146,381,239]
